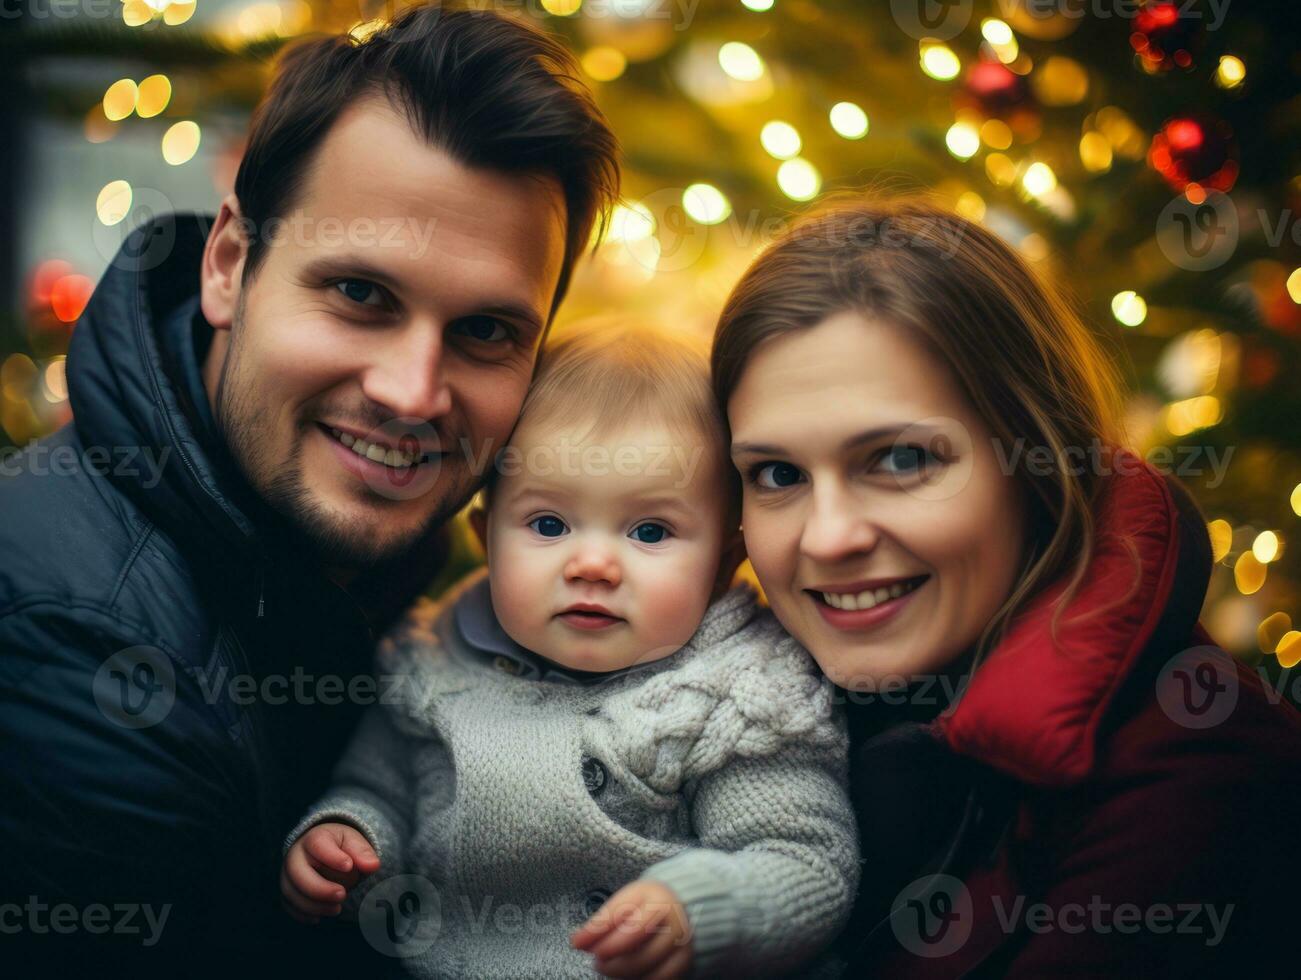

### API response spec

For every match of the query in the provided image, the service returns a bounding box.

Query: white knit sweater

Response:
[286,572,859,978]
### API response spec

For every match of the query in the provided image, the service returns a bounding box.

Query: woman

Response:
[712,198,1301,976]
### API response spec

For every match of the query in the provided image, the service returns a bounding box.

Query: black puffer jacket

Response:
[0,214,446,971]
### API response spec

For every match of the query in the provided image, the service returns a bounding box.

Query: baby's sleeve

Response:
[637,633,861,978]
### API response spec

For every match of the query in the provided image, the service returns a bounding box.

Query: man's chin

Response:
[280,490,452,569]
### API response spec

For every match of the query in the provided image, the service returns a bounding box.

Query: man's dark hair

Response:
[233,3,620,318]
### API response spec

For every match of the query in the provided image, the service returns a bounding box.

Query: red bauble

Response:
[1148,114,1238,193]
[1130,1,1204,71]
[960,60,1033,118]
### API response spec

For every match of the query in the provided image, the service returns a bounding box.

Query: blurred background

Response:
[0,0,1298,677]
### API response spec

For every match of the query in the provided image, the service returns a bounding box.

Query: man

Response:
[0,5,618,968]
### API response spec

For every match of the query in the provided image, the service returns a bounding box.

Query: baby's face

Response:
[485,419,731,673]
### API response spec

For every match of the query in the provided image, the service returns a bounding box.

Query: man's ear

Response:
[199,194,250,331]
[712,528,748,602]
[468,503,489,556]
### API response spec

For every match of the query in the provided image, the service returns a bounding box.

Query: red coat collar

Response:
[935,452,1208,787]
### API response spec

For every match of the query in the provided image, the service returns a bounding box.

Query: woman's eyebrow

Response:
[732,423,943,458]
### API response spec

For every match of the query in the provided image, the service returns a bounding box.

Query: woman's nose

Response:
[800,483,880,564]
[564,544,622,588]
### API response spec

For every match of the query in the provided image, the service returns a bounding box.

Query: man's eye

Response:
[629,522,669,544]
[529,515,568,538]
[453,317,511,343]
[751,462,803,490]
[334,279,386,307]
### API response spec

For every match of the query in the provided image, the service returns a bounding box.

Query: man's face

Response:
[209,96,566,569]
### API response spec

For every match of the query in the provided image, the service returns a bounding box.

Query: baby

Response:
[281,323,859,978]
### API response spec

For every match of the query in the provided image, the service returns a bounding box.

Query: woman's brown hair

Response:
[712,194,1126,664]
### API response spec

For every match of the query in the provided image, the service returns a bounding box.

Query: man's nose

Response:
[564,542,622,588]
[359,321,453,423]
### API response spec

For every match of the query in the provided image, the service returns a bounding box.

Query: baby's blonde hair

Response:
[489,316,738,526]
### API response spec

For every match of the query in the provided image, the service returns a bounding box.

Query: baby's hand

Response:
[280,822,381,925]
[570,880,693,979]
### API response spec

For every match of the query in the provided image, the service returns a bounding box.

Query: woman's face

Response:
[727,311,1028,691]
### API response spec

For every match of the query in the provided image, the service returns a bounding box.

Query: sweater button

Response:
[583,888,612,919]
[581,755,607,795]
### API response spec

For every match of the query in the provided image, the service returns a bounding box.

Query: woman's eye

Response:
[752,462,803,490]
[453,317,510,343]
[878,443,940,476]
[528,515,568,538]
[334,279,385,307]
[629,523,669,544]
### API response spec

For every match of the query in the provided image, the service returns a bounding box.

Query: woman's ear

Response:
[199,194,250,331]
[468,504,489,555]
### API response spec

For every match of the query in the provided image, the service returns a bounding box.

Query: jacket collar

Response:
[935,452,1211,787]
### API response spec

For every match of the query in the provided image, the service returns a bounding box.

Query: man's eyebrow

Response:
[732,424,942,458]
[299,255,545,334]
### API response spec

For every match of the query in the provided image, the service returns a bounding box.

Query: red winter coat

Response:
[838,455,1301,978]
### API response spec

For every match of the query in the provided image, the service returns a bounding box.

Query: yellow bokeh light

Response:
[955,192,985,222]
[829,102,868,140]
[1165,396,1221,436]
[682,183,731,225]
[760,120,801,160]
[1252,530,1280,564]
[1259,612,1292,654]
[1022,161,1057,197]
[607,202,654,243]
[980,119,1013,150]
[162,120,201,165]
[1292,482,1301,516]
[582,46,627,82]
[1111,290,1147,328]
[1079,131,1113,173]
[776,158,821,201]
[164,1,197,26]
[43,357,68,403]
[741,0,775,9]
[541,0,582,14]
[1286,268,1301,304]
[981,18,1014,46]
[1208,519,1232,563]
[103,79,138,122]
[718,42,765,82]
[84,106,117,144]
[945,122,980,160]
[985,153,1017,186]
[96,180,133,227]
[920,43,960,81]
[1033,56,1089,106]
[1233,552,1266,595]
[136,74,172,119]
[1215,55,1246,90]
[122,0,154,26]
[1277,631,1301,669]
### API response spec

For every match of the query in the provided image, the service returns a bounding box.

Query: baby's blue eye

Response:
[630,523,668,544]
[529,516,568,537]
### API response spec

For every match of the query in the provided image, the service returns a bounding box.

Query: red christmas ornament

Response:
[1130,1,1204,71]
[957,58,1035,134]
[1148,114,1238,193]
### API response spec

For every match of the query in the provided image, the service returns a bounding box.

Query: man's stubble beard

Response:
[213,301,480,571]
